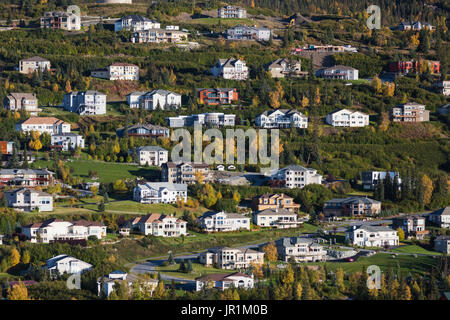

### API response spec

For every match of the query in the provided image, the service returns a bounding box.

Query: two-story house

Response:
[391,102,429,122]
[325,109,369,127]
[345,225,399,247]
[51,133,85,151]
[3,93,40,116]
[15,117,70,135]
[275,237,327,262]
[361,171,401,190]
[255,109,308,129]
[197,88,238,106]
[40,11,81,31]
[44,254,92,275]
[63,91,107,115]
[226,25,271,41]
[316,65,358,80]
[251,193,300,212]
[114,15,160,32]
[429,207,450,228]
[434,236,450,254]
[4,188,53,212]
[253,208,301,229]
[211,58,249,80]
[130,214,187,237]
[116,124,170,138]
[161,162,211,184]
[218,5,247,18]
[197,211,251,232]
[199,247,264,270]
[266,58,307,78]
[19,56,51,74]
[166,113,236,128]
[195,273,254,291]
[0,169,54,187]
[91,63,139,81]
[133,182,187,204]
[391,215,428,239]
[133,146,168,166]
[323,197,381,217]
[271,165,322,189]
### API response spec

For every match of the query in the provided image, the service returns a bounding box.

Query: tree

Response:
[421,174,434,205]
[397,228,405,242]
[152,281,167,300]
[21,250,31,264]
[10,247,21,266]
[281,264,295,285]
[168,252,175,265]
[7,281,29,300]
[65,80,72,93]
[113,180,128,193]
[262,242,278,262]
[372,75,382,93]
[98,201,105,212]
[335,268,345,291]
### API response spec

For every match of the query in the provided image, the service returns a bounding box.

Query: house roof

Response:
[256,193,293,200]
[259,108,305,117]
[276,237,316,247]
[137,182,187,193]
[195,272,251,282]
[110,62,138,67]
[254,208,296,216]
[326,196,380,205]
[0,168,53,176]
[20,117,67,126]
[137,213,185,224]
[21,56,49,62]
[324,65,357,71]
[121,15,155,23]
[279,164,316,172]
[430,207,450,216]
[4,187,51,197]
[146,89,181,97]
[72,219,104,227]
[218,58,245,68]
[164,162,209,169]
[7,92,37,100]
[350,225,395,233]
[136,146,167,152]
[199,211,248,220]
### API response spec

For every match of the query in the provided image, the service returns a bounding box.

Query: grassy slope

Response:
[154,262,235,280]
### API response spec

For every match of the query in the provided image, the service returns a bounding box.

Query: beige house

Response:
[266,58,307,78]
[391,102,429,122]
[253,208,302,229]
[5,188,53,212]
[131,29,188,43]
[199,247,264,270]
[3,93,41,116]
[161,162,211,184]
[15,117,70,135]
[275,237,327,262]
[195,273,253,291]
[130,213,187,237]
[252,193,300,212]
[133,146,168,166]
[91,63,139,81]
[19,56,51,74]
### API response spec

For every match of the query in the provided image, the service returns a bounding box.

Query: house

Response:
[435,81,450,96]
[129,213,187,237]
[397,21,412,30]
[195,273,254,291]
[199,247,264,269]
[166,113,236,127]
[271,165,322,189]
[133,182,187,204]
[252,193,300,212]
[63,91,107,115]
[40,11,81,31]
[197,88,238,105]
[397,21,434,31]
[211,58,248,80]
[133,146,168,166]
[22,218,107,243]
[253,208,302,229]
[345,225,399,247]
[0,169,54,187]
[325,109,369,127]
[391,102,429,122]
[114,15,160,32]
[266,58,307,78]
[116,124,170,138]
[4,188,53,212]
[316,65,359,80]
[197,211,251,232]
[323,197,381,217]
[275,237,327,262]
[140,90,182,110]
[161,162,211,184]
[0,235,3,245]
[126,92,147,109]
[218,5,247,19]
[387,60,440,74]
[226,25,271,41]
[51,133,85,151]
[44,254,92,275]
[15,117,70,135]
[434,236,450,254]
[0,142,33,166]
[131,29,188,43]
[91,63,139,81]
[255,109,308,129]
[19,56,51,74]
[428,207,450,228]
[3,93,40,116]
[97,270,158,297]
[391,215,428,240]
[437,104,450,115]
[362,171,401,190]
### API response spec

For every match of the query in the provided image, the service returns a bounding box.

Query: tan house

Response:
[131,29,188,43]
[199,247,264,270]
[252,208,302,229]
[266,58,307,78]
[161,162,211,184]
[391,102,430,122]
[3,93,41,116]
[129,213,187,237]
[275,237,327,262]
[252,193,300,212]
[391,215,429,239]
[19,56,51,74]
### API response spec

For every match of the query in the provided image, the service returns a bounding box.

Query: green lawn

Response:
[186,17,255,26]
[155,262,235,280]
[391,245,440,255]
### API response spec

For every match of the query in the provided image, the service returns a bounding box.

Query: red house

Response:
[388,60,440,74]
[197,88,238,106]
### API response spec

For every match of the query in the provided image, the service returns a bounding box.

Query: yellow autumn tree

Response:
[314,87,320,105]
[10,247,21,266]
[65,80,72,93]
[269,91,281,108]
[7,281,30,300]
[372,75,382,93]
[262,242,278,262]
[410,33,420,47]
[422,174,434,205]
[301,96,309,108]
[382,82,395,96]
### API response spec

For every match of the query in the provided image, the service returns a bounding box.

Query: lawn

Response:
[391,245,440,255]
[155,262,235,280]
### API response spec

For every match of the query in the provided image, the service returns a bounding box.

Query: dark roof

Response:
[430,207,450,216]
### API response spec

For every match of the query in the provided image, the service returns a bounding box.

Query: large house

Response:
[19,56,51,74]
[44,254,92,275]
[161,162,211,184]
[226,25,271,41]
[116,124,170,138]
[266,58,307,78]
[3,93,40,116]
[126,91,147,109]
[15,117,70,135]
[133,182,187,204]
[91,63,139,81]
[316,65,359,80]
[345,225,399,247]
[50,133,85,151]
[387,60,440,74]
[218,5,247,18]
[197,211,251,232]
[391,215,428,240]
[40,11,81,31]
[434,236,450,254]
[114,15,160,32]
[252,193,300,212]
[63,91,107,115]
[391,102,430,122]
[397,21,434,31]
[211,58,248,80]
[5,188,53,212]
[275,237,327,262]
[195,273,254,291]
[255,109,308,129]
[133,146,168,166]
[131,29,188,43]
[166,113,236,128]
[127,90,181,110]
[0,169,54,187]
[323,197,381,217]
[128,214,187,237]
[98,270,158,297]
[271,165,323,189]
[197,88,238,106]
[199,247,264,270]
[22,218,106,243]
[325,109,369,127]
[253,208,302,229]
[362,171,401,190]
[435,81,450,96]
[429,207,450,228]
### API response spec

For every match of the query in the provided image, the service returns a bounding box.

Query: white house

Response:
[40,11,81,31]
[255,109,308,129]
[197,211,250,232]
[92,63,139,81]
[211,58,248,80]
[271,165,323,189]
[361,171,401,190]
[97,270,158,297]
[218,6,247,19]
[195,273,254,291]
[133,182,187,204]
[316,65,359,80]
[166,113,236,128]
[345,225,399,247]
[4,188,53,212]
[253,208,302,229]
[226,25,271,41]
[275,237,327,262]
[15,117,70,135]
[126,91,147,109]
[133,146,168,166]
[0,169,54,187]
[129,214,187,237]
[435,81,450,96]
[326,109,369,127]
[63,91,107,115]
[19,56,51,74]
[429,207,450,228]
[51,133,85,151]
[44,254,92,275]
[199,247,264,270]
[114,15,160,32]
[129,90,181,110]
